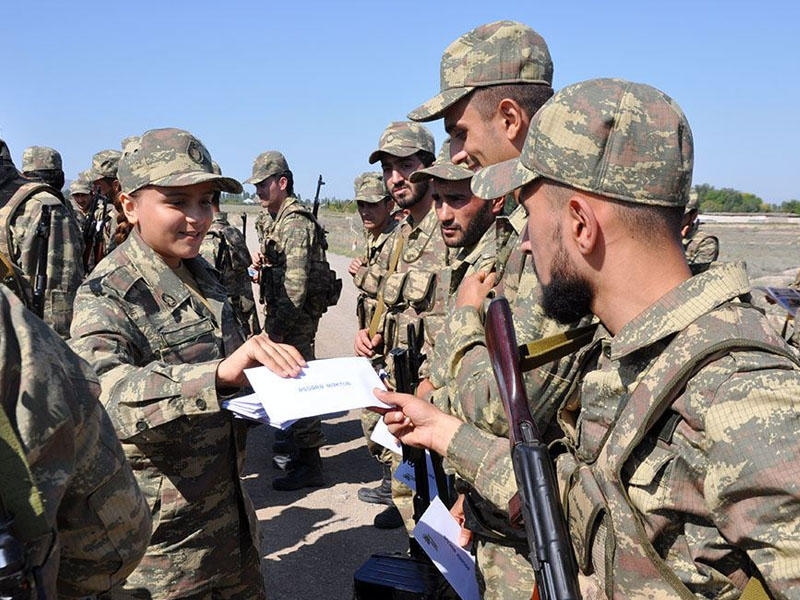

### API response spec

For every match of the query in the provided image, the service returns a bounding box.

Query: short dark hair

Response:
[470,83,554,121]
[416,150,435,168]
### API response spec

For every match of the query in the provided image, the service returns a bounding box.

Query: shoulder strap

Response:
[0,182,55,260]
[367,232,405,339]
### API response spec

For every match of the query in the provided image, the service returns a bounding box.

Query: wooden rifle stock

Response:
[485,297,581,600]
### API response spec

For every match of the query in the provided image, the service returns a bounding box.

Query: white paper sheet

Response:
[370,416,402,455]
[394,451,439,502]
[244,356,390,423]
[221,393,297,429]
[413,497,480,600]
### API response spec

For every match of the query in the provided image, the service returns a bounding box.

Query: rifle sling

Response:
[518,323,599,372]
[367,232,405,339]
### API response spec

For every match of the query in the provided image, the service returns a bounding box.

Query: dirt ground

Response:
[232,206,800,600]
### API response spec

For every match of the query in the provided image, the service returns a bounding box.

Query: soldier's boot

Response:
[272,447,325,491]
[357,463,393,505]
[373,505,404,529]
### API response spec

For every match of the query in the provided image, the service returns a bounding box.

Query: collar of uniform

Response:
[126,229,224,322]
[608,261,751,361]
[273,195,302,222]
[372,218,399,249]
[507,201,526,235]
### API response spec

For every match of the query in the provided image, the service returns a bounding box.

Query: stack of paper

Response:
[223,356,390,427]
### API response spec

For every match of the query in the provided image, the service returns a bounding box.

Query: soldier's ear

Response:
[120,192,138,225]
[496,98,528,146]
[489,195,505,216]
[277,176,288,192]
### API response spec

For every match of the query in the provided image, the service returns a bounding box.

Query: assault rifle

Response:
[354,322,456,599]
[312,175,325,218]
[240,212,247,245]
[31,205,51,318]
[484,297,581,600]
[82,190,109,272]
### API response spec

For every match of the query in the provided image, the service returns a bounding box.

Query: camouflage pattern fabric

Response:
[88,149,122,182]
[22,145,62,171]
[368,121,435,164]
[260,195,326,448]
[555,262,800,598]
[244,150,289,185]
[471,78,694,208]
[684,230,720,273]
[69,230,266,599]
[0,284,150,598]
[353,219,398,331]
[254,207,273,247]
[408,20,553,122]
[200,211,260,337]
[0,162,85,338]
[382,206,450,372]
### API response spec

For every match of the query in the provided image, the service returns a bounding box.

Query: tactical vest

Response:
[556,303,796,599]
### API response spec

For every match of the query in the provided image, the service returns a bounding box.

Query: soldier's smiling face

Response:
[122,182,215,268]
[444,94,516,170]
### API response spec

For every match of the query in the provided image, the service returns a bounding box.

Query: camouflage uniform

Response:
[68,175,92,232]
[351,172,399,461]
[200,211,260,337]
[683,191,720,273]
[468,78,800,599]
[259,195,327,450]
[70,128,266,599]
[0,284,150,598]
[0,142,84,338]
[87,149,121,258]
[409,22,579,599]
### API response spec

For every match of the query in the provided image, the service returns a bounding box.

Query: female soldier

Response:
[70,128,304,599]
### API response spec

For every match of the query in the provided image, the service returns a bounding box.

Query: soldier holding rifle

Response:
[376,78,800,599]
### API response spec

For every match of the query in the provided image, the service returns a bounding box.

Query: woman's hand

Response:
[216,332,306,388]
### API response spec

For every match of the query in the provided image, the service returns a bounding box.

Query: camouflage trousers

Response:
[473,538,536,600]
[99,537,266,599]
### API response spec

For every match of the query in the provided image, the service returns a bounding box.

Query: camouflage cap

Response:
[244,150,290,185]
[88,149,122,182]
[408,20,553,122]
[69,178,92,196]
[409,138,473,183]
[685,189,699,213]
[0,138,11,162]
[118,128,243,195]
[22,146,62,172]
[472,78,694,208]
[121,136,140,152]
[354,172,389,204]
[368,121,435,164]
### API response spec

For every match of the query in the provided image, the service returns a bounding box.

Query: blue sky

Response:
[2,0,798,204]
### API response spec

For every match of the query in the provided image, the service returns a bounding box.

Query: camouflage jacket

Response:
[382,206,450,374]
[200,211,260,336]
[352,218,398,330]
[0,163,85,338]
[427,217,497,393]
[0,285,150,598]
[254,207,272,247]
[449,263,800,598]
[69,230,261,596]
[260,196,325,353]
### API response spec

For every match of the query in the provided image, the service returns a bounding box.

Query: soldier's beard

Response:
[540,245,593,325]
[393,179,428,209]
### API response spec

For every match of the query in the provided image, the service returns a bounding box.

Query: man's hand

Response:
[449,494,473,548]
[216,332,305,388]
[354,328,382,357]
[348,257,364,277]
[456,271,497,310]
[415,377,435,399]
[371,388,462,457]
